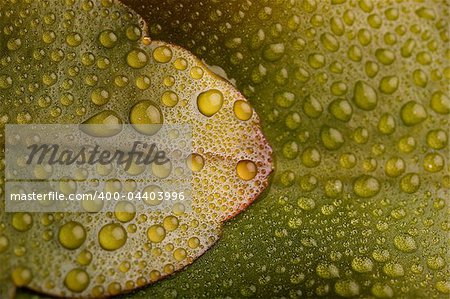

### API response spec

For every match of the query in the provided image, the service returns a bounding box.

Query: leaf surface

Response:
[0,0,272,297]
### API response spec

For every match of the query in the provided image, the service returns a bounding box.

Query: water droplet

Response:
[339,153,356,169]
[233,100,253,121]
[64,268,90,293]
[303,95,323,118]
[427,255,446,270]
[147,225,166,243]
[284,112,301,129]
[114,75,129,87]
[393,233,417,253]
[375,48,395,65]
[400,101,428,126]
[430,91,450,114]
[125,24,141,41]
[98,30,117,48]
[415,7,436,20]
[423,153,444,172]
[98,223,127,251]
[357,28,372,46]
[324,179,343,198]
[377,113,396,135]
[262,43,285,61]
[152,160,172,179]
[316,262,339,279]
[12,212,33,232]
[275,91,295,108]
[127,48,149,69]
[115,201,136,222]
[153,46,173,63]
[66,32,82,47]
[143,185,163,206]
[435,281,450,294]
[371,283,394,298]
[383,262,404,277]
[0,235,9,253]
[348,45,362,62]
[135,75,151,90]
[329,99,353,122]
[12,266,32,286]
[282,141,299,159]
[81,110,123,137]
[190,66,204,79]
[163,216,179,231]
[0,75,12,89]
[365,61,379,78]
[379,76,399,94]
[320,126,344,150]
[400,173,420,193]
[426,129,447,149]
[236,160,257,180]
[130,100,163,135]
[197,89,224,117]
[297,197,316,210]
[334,280,360,297]
[351,256,374,273]
[161,91,179,107]
[187,154,204,172]
[308,53,326,68]
[77,250,92,266]
[353,81,377,110]
[173,248,187,261]
[321,33,339,52]
[397,136,416,153]
[173,58,188,70]
[7,38,22,51]
[353,175,380,198]
[91,88,110,105]
[108,281,122,295]
[385,157,405,177]
[188,237,200,249]
[58,221,86,250]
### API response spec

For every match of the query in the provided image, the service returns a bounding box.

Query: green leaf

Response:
[114,0,448,297]
[0,0,272,297]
